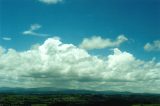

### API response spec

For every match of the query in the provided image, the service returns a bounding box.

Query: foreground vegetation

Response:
[132,104,160,106]
[0,94,160,106]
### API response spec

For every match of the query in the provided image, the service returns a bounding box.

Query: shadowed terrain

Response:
[0,88,160,106]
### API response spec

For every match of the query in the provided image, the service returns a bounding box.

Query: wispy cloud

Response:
[23,24,50,37]
[2,37,12,41]
[79,35,128,50]
[144,40,160,52]
[38,0,63,4]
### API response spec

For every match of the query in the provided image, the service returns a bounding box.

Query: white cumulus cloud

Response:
[38,0,63,4]
[0,46,5,56]
[0,37,160,93]
[79,35,128,50]
[144,40,160,52]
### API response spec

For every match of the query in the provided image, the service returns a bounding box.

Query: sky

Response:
[0,0,160,93]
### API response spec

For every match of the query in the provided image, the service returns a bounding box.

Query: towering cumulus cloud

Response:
[0,37,160,93]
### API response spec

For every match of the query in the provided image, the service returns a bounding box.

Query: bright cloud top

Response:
[38,0,63,4]
[0,37,160,93]
[23,24,50,37]
[80,35,128,50]
[144,40,160,52]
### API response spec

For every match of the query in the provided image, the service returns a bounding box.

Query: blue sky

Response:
[0,0,160,93]
[0,0,160,60]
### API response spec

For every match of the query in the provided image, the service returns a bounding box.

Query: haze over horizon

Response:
[0,0,160,94]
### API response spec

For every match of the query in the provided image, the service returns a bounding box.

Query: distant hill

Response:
[0,87,159,95]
